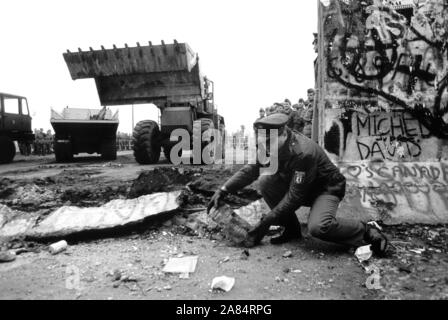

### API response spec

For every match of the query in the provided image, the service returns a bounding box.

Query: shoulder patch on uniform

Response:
[294,171,306,184]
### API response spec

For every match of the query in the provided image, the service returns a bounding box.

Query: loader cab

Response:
[203,77,214,114]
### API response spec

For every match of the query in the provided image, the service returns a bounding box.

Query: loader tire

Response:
[0,136,16,164]
[101,138,117,160]
[133,120,161,165]
[54,140,73,163]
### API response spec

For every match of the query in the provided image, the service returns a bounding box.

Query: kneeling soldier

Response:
[207,114,388,255]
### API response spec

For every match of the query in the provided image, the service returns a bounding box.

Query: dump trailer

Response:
[50,107,119,162]
[0,92,34,164]
[63,41,225,164]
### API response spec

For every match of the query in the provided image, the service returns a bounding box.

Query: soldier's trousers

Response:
[259,174,366,247]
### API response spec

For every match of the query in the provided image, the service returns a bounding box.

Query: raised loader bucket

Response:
[63,42,205,106]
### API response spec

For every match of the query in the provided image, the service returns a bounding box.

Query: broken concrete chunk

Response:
[234,199,269,226]
[209,205,253,246]
[0,216,38,239]
[211,276,235,292]
[0,205,39,239]
[27,191,181,239]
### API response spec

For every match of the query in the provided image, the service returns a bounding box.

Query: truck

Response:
[50,107,119,162]
[0,92,35,164]
[63,41,225,164]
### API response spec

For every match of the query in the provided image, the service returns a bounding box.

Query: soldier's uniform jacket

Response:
[223,129,346,218]
[302,103,313,123]
[287,110,304,133]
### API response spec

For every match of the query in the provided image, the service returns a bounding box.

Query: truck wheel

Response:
[54,141,73,163]
[133,120,161,164]
[101,138,117,160]
[0,136,16,164]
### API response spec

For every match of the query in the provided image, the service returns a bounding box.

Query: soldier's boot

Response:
[270,213,302,245]
[364,221,388,256]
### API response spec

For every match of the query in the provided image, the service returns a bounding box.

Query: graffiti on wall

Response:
[340,161,448,222]
[320,0,448,222]
[323,105,439,161]
[321,0,448,162]
[323,0,448,139]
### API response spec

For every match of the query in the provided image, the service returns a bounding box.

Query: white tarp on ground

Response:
[0,192,181,240]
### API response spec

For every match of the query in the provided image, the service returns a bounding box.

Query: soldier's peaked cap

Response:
[254,113,288,130]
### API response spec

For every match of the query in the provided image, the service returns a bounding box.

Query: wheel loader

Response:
[63,41,225,164]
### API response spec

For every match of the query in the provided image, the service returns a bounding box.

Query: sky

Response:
[0,0,318,134]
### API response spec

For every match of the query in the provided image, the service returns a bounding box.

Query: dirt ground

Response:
[0,152,447,300]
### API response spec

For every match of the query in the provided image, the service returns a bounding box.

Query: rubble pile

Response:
[0,169,131,213]
[128,168,200,199]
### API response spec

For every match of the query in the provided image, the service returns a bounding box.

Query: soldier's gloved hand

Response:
[207,187,228,214]
[242,214,276,248]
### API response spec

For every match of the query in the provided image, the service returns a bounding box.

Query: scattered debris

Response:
[0,251,16,263]
[240,250,250,260]
[101,162,122,168]
[222,256,230,263]
[49,240,68,255]
[355,245,373,263]
[409,248,425,255]
[398,263,413,274]
[112,269,122,281]
[162,256,198,278]
[211,276,235,292]
[427,231,440,240]
[121,275,139,283]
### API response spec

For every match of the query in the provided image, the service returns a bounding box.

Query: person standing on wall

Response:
[302,89,315,138]
[289,101,305,133]
[257,108,266,121]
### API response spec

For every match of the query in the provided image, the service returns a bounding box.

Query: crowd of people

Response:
[116,132,132,151]
[257,88,315,139]
[18,130,133,157]
[18,129,54,156]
